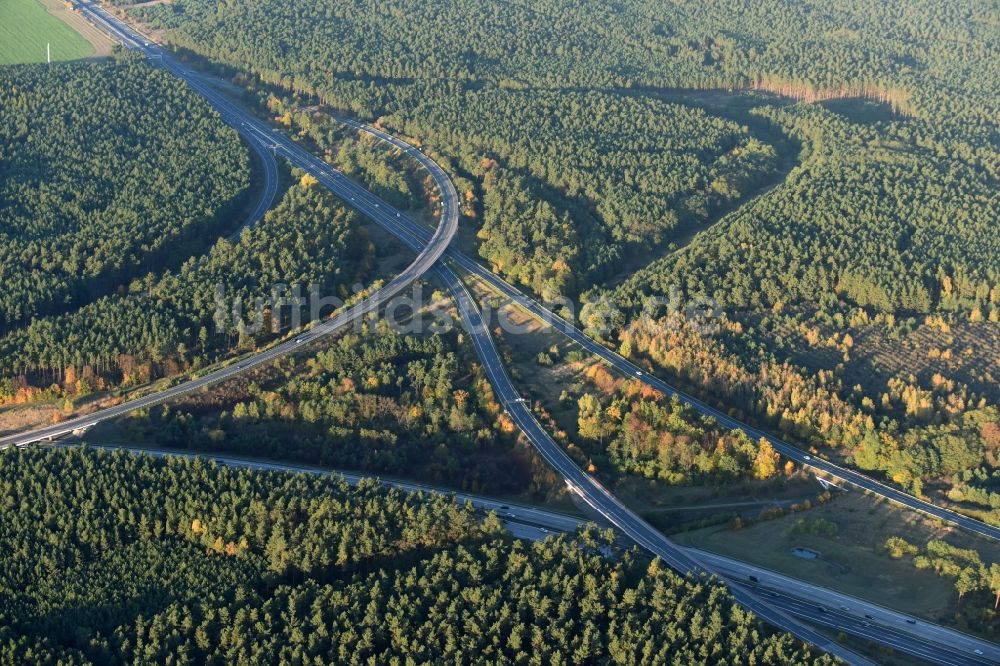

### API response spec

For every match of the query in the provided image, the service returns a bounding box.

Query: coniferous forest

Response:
[0,57,249,330]
[105,0,1000,519]
[2,0,1000,661]
[0,181,366,390]
[0,447,834,665]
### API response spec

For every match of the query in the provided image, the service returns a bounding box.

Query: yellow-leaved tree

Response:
[753,438,780,479]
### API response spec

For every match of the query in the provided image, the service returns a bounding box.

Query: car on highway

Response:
[28,15,1000,666]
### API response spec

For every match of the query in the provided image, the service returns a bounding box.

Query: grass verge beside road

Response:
[673,491,969,617]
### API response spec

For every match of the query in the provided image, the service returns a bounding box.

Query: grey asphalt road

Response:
[342,120,1000,544]
[227,128,279,240]
[326,120,999,665]
[70,443,997,666]
[0,3,458,451]
[10,4,992,663]
[74,0,998,546]
[695,551,999,666]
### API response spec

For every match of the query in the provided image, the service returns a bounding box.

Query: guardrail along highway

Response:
[8,4,996,664]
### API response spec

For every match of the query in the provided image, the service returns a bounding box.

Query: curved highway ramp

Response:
[6,4,996,665]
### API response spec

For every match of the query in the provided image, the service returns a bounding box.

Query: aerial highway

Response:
[205,112,946,664]
[7,3,989,663]
[7,17,865,664]
[341,120,1000,544]
[226,129,279,240]
[0,2,459,450]
[73,0,997,547]
[69,443,999,666]
[697,551,999,666]
[323,123,1000,665]
[435,263,872,664]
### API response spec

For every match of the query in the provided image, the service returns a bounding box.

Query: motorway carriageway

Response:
[341,120,1000,545]
[12,3,993,663]
[0,2,459,451]
[67,443,999,666]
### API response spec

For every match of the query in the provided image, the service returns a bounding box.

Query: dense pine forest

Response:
[0,447,835,665]
[106,0,1000,515]
[1,0,999,662]
[0,178,372,406]
[116,0,999,310]
[619,103,999,316]
[382,90,778,294]
[111,0,791,296]
[0,56,249,330]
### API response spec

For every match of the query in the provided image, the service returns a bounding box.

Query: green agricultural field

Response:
[0,0,93,64]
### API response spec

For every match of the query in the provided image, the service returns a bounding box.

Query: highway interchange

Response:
[340,120,1000,545]
[4,2,997,663]
[0,1,459,450]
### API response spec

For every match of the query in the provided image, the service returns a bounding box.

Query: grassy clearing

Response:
[0,0,94,64]
[672,490,973,617]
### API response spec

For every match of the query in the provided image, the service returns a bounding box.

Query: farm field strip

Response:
[0,0,94,64]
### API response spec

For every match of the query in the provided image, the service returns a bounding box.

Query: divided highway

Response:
[7,3,992,663]
[73,444,999,666]
[434,263,873,665]
[343,123,1000,544]
[0,1,459,450]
